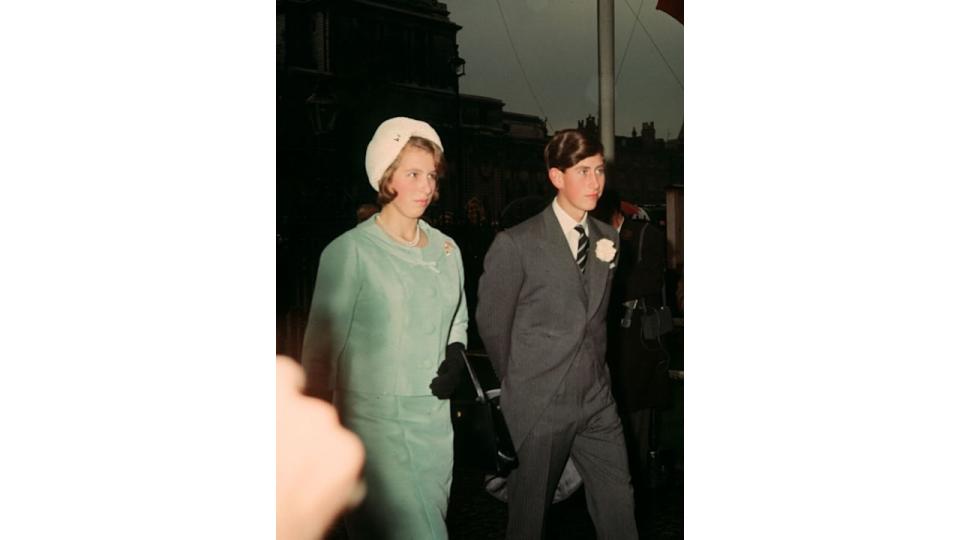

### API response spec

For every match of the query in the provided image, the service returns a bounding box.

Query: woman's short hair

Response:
[376,136,446,207]
[543,129,604,172]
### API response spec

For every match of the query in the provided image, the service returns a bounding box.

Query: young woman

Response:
[301,117,467,539]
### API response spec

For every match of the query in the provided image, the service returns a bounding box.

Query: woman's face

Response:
[384,146,438,220]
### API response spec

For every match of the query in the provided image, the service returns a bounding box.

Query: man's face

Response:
[550,153,605,219]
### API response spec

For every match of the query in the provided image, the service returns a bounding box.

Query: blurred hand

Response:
[277,356,365,540]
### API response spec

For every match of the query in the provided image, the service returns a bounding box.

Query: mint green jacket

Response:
[301,215,468,396]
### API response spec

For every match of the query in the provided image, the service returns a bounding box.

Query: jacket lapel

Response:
[540,208,588,310]
[585,215,614,318]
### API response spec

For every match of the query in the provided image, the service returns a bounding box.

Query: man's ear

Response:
[548,167,564,190]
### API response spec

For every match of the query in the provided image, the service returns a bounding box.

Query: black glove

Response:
[429,342,466,399]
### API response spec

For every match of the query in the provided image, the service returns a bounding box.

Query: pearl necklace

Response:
[376,215,421,247]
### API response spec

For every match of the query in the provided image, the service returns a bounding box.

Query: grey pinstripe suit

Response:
[477,206,638,539]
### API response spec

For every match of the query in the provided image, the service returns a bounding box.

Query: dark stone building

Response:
[614,121,684,208]
[278,0,464,231]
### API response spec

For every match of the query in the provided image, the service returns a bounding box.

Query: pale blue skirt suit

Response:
[302,214,468,539]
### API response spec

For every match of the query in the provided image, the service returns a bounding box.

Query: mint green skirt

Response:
[335,390,453,540]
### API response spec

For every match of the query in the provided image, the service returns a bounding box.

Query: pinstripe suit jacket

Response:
[476,206,620,449]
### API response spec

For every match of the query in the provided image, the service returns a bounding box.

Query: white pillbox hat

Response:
[364,116,444,191]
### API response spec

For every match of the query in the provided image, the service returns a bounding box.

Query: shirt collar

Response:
[551,197,589,236]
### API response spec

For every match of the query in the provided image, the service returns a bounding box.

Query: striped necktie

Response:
[574,224,588,273]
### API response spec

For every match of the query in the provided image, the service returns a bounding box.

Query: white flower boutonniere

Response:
[595,238,616,263]
[443,241,454,256]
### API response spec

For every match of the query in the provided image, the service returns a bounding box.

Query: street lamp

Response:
[451,56,466,79]
[451,56,466,212]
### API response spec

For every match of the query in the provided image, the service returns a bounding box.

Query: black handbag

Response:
[639,286,674,340]
[450,351,518,477]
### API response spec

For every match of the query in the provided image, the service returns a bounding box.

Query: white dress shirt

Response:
[551,198,590,260]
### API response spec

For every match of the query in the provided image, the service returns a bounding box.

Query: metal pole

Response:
[598,0,615,162]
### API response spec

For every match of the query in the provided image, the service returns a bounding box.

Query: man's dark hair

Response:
[543,129,604,172]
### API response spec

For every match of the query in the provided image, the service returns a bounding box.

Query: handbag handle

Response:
[635,221,650,264]
[459,350,488,404]
[635,220,668,310]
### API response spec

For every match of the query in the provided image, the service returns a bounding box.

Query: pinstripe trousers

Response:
[505,360,638,539]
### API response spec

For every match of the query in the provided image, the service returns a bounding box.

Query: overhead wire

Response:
[616,0,644,86]
[620,0,684,91]
[493,0,552,131]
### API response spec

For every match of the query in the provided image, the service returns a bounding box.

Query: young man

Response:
[476,129,638,539]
